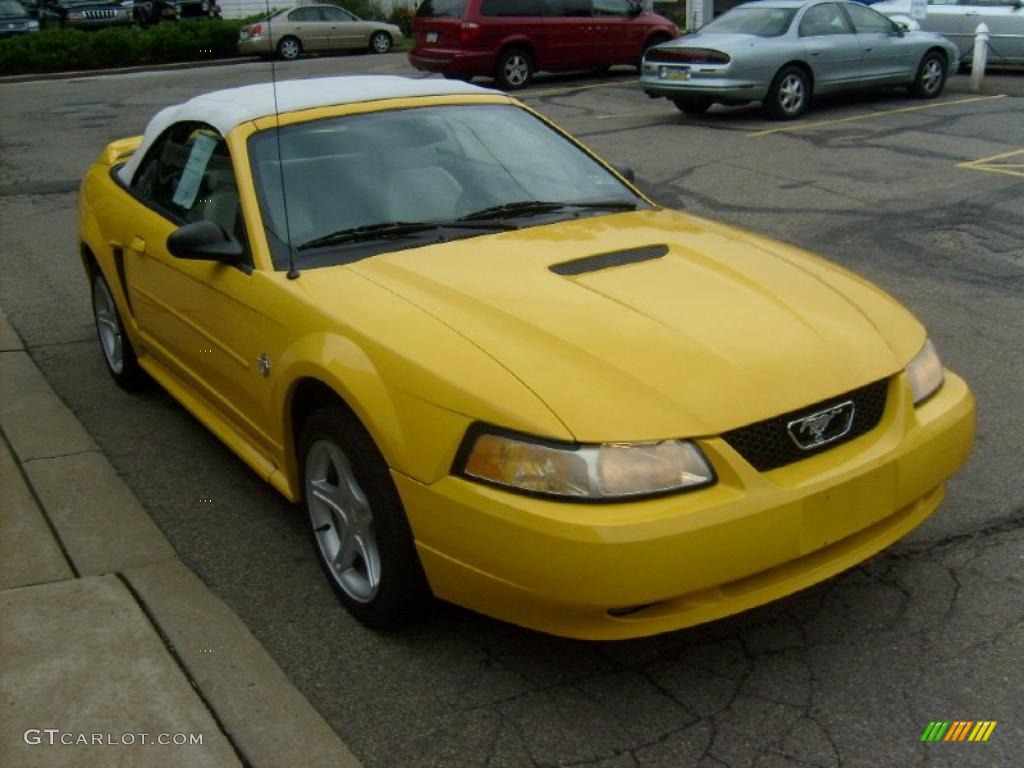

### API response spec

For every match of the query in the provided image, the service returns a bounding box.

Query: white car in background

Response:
[873,0,1024,64]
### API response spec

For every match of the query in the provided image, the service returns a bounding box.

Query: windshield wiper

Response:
[460,199,638,221]
[297,219,514,251]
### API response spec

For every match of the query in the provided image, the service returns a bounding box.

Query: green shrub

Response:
[0,20,245,76]
[389,7,415,37]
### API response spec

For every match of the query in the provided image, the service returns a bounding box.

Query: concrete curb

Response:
[0,57,257,85]
[0,307,362,768]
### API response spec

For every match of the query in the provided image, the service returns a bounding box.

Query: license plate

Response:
[659,66,690,82]
[426,31,438,43]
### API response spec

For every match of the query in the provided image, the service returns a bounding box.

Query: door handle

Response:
[129,236,147,254]
[864,47,874,52]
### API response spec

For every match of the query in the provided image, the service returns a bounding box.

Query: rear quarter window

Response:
[416,0,469,17]
[481,0,543,14]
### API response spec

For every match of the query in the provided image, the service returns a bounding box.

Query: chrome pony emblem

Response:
[787,401,855,450]
[257,353,271,378]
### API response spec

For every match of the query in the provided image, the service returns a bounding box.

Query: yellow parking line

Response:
[748,94,1007,138]
[520,80,635,99]
[957,148,1024,179]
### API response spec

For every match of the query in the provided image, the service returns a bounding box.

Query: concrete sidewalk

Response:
[0,309,361,768]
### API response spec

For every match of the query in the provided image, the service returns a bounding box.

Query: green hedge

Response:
[0,20,246,76]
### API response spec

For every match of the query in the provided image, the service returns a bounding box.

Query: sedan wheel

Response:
[370,31,392,54]
[765,65,809,120]
[911,52,946,99]
[300,405,432,627]
[91,270,146,389]
[496,48,532,90]
[277,36,301,61]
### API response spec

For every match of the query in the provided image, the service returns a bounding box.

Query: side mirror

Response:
[167,220,244,264]
[614,164,636,183]
[628,0,642,17]
[893,21,908,37]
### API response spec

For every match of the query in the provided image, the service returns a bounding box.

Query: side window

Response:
[799,3,852,36]
[480,0,542,15]
[288,7,321,22]
[319,6,356,21]
[131,122,247,247]
[543,0,590,16]
[845,3,895,33]
[592,0,630,17]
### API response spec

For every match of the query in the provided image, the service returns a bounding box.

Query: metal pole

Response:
[970,23,989,93]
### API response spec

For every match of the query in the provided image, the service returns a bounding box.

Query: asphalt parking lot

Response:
[1,54,1022,767]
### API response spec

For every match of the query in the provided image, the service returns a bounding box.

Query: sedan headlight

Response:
[906,338,944,405]
[459,428,715,500]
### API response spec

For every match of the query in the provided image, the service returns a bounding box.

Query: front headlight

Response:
[459,428,715,500]
[906,338,944,405]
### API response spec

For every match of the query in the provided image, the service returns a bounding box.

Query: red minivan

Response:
[409,0,678,89]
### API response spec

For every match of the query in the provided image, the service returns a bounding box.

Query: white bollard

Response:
[970,23,989,93]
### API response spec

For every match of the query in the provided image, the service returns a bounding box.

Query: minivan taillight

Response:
[458,22,480,44]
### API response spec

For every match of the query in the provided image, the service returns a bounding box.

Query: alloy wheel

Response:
[778,73,805,116]
[921,58,943,96]
[503,55,529,88]
[371,32,390,54]
[306,439,381,603]
[92,275,124,375]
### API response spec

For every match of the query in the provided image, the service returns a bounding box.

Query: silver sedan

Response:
[640,0,960,119]
[238,5,403,61]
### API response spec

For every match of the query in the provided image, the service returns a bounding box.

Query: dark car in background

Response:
[38,0,132,28]
[134,0,213,25]
[409,0,679,88]
[0,0,39,34]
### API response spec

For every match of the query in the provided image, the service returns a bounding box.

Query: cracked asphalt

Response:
[1,54,1021,768]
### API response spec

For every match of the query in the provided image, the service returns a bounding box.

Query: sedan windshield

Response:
[0,0,26,13]
[249,104,642,269]
[701,7,797,37]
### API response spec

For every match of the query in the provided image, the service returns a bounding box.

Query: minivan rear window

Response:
[416,0,468,17]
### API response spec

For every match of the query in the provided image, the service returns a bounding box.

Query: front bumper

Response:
[397,371,974,640]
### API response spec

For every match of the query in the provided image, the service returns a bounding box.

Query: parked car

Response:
[78,74,974,639]
[0,0,40,34]
[409,0,680,89]
[134,0,215,25]
[640,0,959,119]
[873,0,1024,64]
[37,0,133,28]
[238,5,404,60]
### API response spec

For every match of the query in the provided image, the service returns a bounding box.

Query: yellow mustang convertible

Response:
[79,76,974,640]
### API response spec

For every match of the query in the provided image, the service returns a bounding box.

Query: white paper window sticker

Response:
[172,133,218,210]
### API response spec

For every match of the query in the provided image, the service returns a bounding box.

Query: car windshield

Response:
[248,104,642,269]
[415,0,468,18]
[0,0,26,14]
[701,7,797,37]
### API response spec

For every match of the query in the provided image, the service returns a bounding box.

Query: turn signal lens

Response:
[906,338,944,405]
[461,431,714,500]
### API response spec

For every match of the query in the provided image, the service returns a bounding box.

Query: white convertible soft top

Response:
[117,75,493,184]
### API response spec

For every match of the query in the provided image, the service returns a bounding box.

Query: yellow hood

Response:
[342,208,924,442]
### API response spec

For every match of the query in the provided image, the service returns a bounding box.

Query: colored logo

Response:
[921,721,997,742]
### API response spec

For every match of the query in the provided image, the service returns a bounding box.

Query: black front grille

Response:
[722,379,889,472]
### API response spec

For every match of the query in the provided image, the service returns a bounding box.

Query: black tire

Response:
[90,270,147,390]
[672,96,713,115]
[276,35,302,61]
[763,64,810,120]
[299,405,432,628]
[495,47,533,90]
[369,30,392,54]
[910,50,946,99]
[443,73,473,82]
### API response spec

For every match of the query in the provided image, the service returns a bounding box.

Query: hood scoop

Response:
[550,244,668,276]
